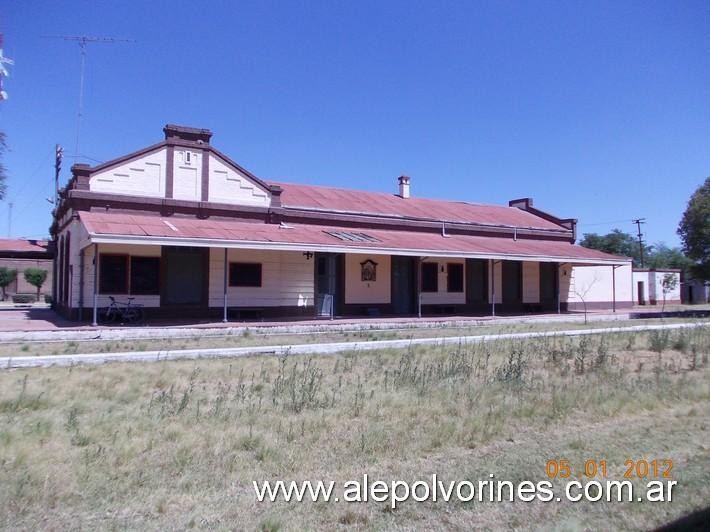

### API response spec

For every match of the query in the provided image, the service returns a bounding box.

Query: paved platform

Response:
[0,304,705,343]
[0,306,634,342]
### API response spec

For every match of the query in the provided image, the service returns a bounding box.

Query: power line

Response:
[578,219,635,227]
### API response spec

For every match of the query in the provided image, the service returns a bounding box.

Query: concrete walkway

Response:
[2,321,707,369]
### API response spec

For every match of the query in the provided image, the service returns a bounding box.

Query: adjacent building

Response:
[51,125,632,322]
[0,239,53,300]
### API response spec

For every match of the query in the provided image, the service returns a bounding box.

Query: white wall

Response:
[421,258,466,305]
[89,148,166,197]
[652,271,681,303]
[633,270,681,305]
[173,148,202,201]
[208,154,271,207]
[562,262,633,306]
[87,148,273,207]
[522,262,540,303]
[208,249,313,308]
[344,254,390,304]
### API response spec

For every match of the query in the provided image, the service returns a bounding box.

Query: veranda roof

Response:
[78,211,629,265]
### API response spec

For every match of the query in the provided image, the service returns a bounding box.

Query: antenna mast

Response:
[0,34,14,100]
[44,35,133,161]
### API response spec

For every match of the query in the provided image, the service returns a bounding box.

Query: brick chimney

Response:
[163,124,212,145]
[398,175,411,199]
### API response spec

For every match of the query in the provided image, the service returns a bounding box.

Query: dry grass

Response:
[0,327,708,531]
[2,316,707,358]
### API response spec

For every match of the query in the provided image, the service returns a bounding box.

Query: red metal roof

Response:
[79,212,627,264]
[0,238,50,253]
[272,181,566,231]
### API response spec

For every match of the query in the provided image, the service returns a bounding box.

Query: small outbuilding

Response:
[0,238,54,300]
[632,268,681,306]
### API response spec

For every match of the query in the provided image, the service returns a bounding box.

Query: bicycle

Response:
[99,296,146,324]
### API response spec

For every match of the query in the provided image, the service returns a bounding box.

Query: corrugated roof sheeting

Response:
[79,211,628,264]
[272,182,566,231]
[0,238,50,253]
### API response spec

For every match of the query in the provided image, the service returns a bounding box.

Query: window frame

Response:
[421,262,439,293]
[229,262,263,287]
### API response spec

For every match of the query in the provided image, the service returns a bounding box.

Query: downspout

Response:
[223,248,228,323]
[92,244,98,326]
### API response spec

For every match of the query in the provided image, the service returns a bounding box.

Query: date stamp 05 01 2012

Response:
[545,459,673,480]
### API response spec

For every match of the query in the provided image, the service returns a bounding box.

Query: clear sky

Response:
[1,0,708,247]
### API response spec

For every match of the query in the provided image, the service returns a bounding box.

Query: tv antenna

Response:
[0,34,14,100]
[43,35,134,162]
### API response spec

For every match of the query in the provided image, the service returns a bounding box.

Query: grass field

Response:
[0,326,708,530]
[2,316,708,358]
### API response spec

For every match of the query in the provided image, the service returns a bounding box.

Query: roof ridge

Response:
[268,180,507,209]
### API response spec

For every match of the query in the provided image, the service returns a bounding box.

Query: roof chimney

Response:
[398,175,411,199]
[163,124,212,145]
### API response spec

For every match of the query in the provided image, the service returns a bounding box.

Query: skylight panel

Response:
[324,230,380,243]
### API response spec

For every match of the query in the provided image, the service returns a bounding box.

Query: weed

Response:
[648,330,670,354]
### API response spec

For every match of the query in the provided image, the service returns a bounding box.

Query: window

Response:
[99,254,128,294]
[421,262,438,292]
[130,257,160,295]
[229,262,262,287]
[447,263,464,292]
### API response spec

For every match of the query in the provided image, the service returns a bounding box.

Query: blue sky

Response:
[1,0,708,247]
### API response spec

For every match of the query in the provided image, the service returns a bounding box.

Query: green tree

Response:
[579,229,650,266]
[660,273,679,314]
[645,243,694,272]
[678,177,710,280]
[0,267,17,301]
[23,268,48,300]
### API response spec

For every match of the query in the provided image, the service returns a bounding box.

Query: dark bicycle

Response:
[99,296,145,324]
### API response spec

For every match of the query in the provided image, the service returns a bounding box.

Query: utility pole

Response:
[43,35,134,161]
[632,218,646,268]
[54,144,63,206]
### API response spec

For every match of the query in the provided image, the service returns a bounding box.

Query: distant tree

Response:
[579,229,649,266]
[660,273,679,314]
[23,268,48,300]
[0,132,7,199]
[645,243,694,272]
[0,267,17,301]
[678,177,710,280]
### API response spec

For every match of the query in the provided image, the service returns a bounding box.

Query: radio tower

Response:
[44,35,134,161]
[0,34,14,100]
